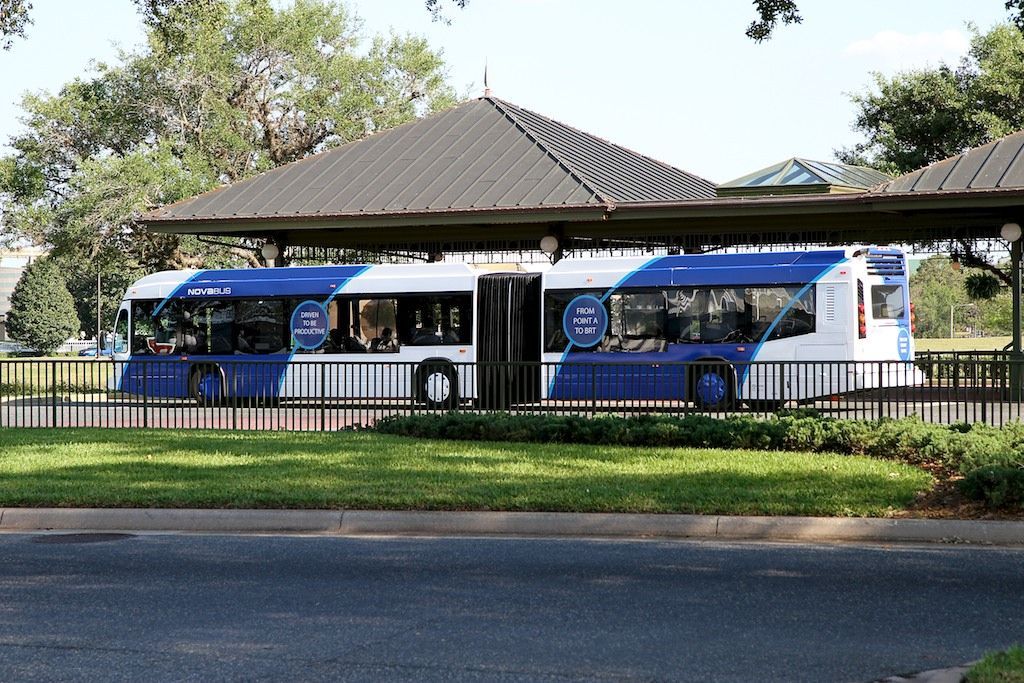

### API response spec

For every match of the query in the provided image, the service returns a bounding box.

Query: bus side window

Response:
[747,286,816,340]
[605,292,667,353]
[358,298,398,353]
[235,299,286,354]
[131,301,157,354]
[396,295,471,346]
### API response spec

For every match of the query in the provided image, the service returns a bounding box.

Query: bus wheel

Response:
[415,361,458,411]
[190,365,225,407]
[692,366,734,410]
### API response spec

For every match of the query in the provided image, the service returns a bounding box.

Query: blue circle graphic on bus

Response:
[563,295,608,348]
[290,300,329,350]
[897,327,911,361]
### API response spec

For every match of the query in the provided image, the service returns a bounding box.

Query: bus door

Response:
[476,273,542,408]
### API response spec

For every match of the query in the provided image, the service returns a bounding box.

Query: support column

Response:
[1011,239,1022,400]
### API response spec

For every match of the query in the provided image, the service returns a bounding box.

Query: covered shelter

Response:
[142,98,1024,261]
[142,96,716,260]
[717,158,890,197]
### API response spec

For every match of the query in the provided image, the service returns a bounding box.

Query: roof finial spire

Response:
[483,59,491,98]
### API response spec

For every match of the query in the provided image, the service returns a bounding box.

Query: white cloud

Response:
[843,30,970,69]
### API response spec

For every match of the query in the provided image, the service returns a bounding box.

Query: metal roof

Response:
[874,130,1024,194]
[143,97,715,225]
[718,158,890,195]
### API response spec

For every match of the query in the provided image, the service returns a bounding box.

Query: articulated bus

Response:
[110,246,917,408]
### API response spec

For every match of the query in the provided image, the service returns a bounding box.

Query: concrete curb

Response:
[1,508,1022,545]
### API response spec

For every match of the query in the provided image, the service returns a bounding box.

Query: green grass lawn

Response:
[0,429,932,516]
[0,360,111,397]
[965,645,1024,683]
[916,336,1012,352]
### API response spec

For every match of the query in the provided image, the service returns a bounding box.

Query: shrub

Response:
[960,465,1024,508]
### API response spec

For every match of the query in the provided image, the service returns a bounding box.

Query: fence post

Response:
[877,362,885,419]
[142,363,149,429]
[50,360,58,427]
[320,362,327,432]
[981,362,989,425]
[777,362,786,407]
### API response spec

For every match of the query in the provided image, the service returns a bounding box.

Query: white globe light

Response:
[539,235,559,254]
[260,242,280,265]
[1002,222,1022,242]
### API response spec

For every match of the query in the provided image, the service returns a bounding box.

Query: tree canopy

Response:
[838,22,1024,293]
[0,0,455,331]
[839,23,1024,175]
[0,0,31,50]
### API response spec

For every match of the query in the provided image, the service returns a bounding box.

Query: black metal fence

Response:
[1,356,1023,431]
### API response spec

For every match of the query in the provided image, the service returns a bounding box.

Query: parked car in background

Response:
[0,341,39,356]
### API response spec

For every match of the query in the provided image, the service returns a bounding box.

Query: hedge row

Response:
[374,412,1024,508]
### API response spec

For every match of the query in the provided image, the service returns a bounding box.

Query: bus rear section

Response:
[848,247,923,392]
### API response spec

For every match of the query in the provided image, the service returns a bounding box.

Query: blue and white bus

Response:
[542,246,918,406]
[110,246,917,408]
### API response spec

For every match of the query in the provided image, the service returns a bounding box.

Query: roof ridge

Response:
[490,96,715,195]
[143,99,485,220]
[485,97,612,206]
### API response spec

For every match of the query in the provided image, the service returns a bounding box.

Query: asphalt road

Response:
[0,534,1021,682]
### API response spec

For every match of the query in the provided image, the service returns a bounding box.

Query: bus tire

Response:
[189,364,226,407]
[691,363,735,410]
[415,360,459,411]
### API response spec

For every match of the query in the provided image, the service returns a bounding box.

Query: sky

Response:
[0,0,1012,183]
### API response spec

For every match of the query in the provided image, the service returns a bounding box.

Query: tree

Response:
[749,1,1024,41]
[0,0,30,50]
[1,0,462,46]
[0,0,455,332]
[425,0,466,23]
[6,257,80,354]
[746,0,800,42]
[910,256,1012,338]
[839,24,1024,175]
[839,23,1024,295]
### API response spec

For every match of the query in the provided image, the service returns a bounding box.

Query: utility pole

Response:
[96,270,101,357]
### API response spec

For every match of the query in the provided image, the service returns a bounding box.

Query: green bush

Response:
[375,412,1024,474]
[960,466,1024,508]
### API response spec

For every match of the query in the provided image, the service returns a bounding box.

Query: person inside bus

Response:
[343,324,368,353]
[325,328,346,353]
[370,327,397,353]
[440,322,460,344]
[236,327,254,354]
[413,318,441,345]
[175,311,199,354]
